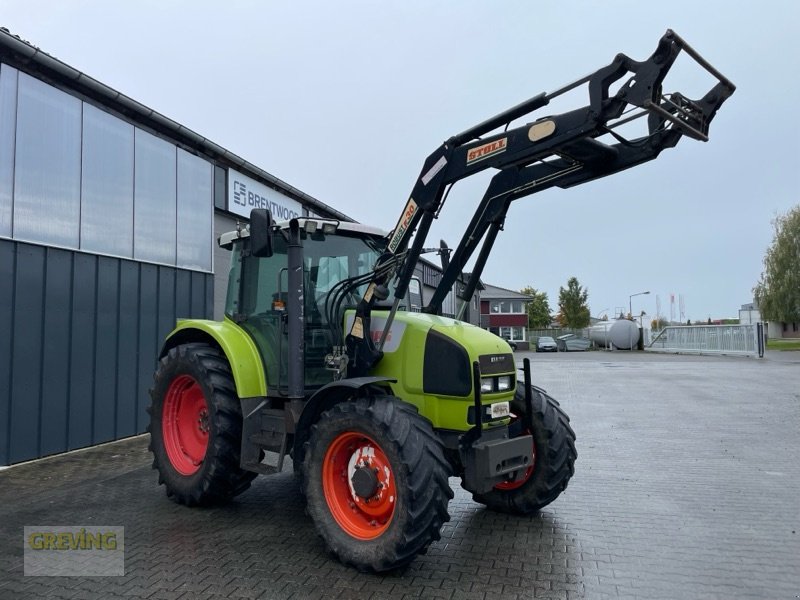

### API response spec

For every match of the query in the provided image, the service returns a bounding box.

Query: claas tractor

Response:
[148,30,733,571]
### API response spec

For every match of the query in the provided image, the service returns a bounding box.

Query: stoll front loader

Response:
[148,31,733,571]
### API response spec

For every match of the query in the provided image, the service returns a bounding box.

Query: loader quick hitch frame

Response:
[344,29,734,377]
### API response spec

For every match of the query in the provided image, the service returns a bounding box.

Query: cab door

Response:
[229,236,290,396]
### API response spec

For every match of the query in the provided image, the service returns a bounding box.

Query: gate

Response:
[647,323,765,358]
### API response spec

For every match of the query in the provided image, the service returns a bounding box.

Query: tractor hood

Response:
[347,310,517,431]
[346,310,513,358]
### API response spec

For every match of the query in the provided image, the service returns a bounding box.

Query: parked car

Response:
[536,336,558,352]
[557,334,591,352]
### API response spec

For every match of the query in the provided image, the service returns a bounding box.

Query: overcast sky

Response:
[4,1,798,322]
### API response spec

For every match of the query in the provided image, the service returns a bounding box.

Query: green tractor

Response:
[148,30,733,572]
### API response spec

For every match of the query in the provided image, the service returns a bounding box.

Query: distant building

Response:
[739,303,761,325]
[767,320,800,339]
[480,284,532,350]
[740,301,799,339]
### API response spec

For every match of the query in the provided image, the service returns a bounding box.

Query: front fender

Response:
[293,376,396,467]
[161,318,267,398]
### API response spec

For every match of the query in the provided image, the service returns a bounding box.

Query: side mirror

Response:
[250,209,274,257]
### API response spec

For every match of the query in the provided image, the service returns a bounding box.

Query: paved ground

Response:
[1,350,798,599]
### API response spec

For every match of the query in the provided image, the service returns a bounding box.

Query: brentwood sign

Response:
[228,169,303,221]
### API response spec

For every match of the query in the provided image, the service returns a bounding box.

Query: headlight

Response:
[496,375,513,391]
[480,378,494,393]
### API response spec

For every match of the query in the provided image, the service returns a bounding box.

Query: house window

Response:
[499,326,526,342]
[490,300,526,314]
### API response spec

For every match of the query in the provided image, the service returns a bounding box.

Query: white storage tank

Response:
[588,319,641,350]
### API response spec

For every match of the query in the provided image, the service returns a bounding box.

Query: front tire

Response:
[471,384,577,514]
[302,396,453,572]
[148,343,256,506]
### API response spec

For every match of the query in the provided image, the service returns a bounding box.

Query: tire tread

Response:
[148,344,257,507]
[302,396,453,572]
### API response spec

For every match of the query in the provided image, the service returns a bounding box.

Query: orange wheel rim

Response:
[162,375,209,475]
[322,431,397,540]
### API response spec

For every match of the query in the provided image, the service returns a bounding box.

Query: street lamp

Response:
[629,291,650,318]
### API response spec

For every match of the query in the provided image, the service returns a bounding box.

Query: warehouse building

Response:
[0,29,471,465]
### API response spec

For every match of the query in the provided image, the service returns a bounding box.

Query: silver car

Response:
[557,334,591,352]
[536,336,558,352]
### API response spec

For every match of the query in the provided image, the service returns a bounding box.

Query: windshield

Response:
[228,229,396,392]
[225,227,402,324]
[306,232,376,330]
[304,231,385,303]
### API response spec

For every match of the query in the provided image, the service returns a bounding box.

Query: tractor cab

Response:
[219,218,410,393]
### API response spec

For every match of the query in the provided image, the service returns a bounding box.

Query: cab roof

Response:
[218,218,388,249]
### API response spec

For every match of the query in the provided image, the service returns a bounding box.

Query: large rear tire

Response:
[471,384,576,514]
[148,343,256,506]
[302,396,453,572]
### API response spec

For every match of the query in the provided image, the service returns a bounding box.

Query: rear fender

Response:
[160,318,267,398]
[293,377,396,466]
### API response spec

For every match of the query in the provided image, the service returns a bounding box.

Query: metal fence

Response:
[647,324,764,357]
[528,328,586,341]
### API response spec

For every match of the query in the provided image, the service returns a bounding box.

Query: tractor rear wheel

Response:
[470,384,576,514]
[148,343,256,506]
[302,396,453,572]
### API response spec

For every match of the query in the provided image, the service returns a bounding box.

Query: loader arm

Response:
[344,29,734,376]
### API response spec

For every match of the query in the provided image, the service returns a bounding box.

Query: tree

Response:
[753,205,800,323]
[556,277,590,329]
[520,286,552,328]
[651,317,670,331]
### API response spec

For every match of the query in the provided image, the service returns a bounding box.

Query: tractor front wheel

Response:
[302,396,453,572]
[470,384,577,514]
[148,343,256,506]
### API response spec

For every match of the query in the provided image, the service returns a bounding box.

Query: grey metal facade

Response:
[0,53,218,465]
[0,238,212,465]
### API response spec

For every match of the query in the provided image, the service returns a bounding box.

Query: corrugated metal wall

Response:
[0,238,212,465]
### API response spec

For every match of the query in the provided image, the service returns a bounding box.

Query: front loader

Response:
[148,30,734,572]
